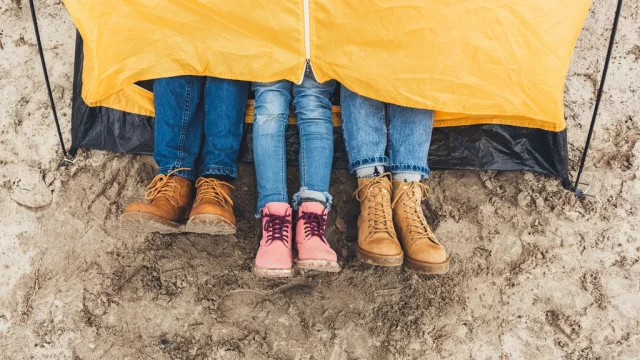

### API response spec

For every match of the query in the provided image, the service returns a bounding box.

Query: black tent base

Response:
[69,34,571,189]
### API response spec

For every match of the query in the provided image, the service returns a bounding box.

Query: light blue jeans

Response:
[252,74,336,216]
[341,86,434,177]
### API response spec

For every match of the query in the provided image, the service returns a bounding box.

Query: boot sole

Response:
[356,246,404,267]
[252,265,294,278]
[405,257,450,274]
[185,214,236,235]
[296,260,341,273]
[120,212,181,234]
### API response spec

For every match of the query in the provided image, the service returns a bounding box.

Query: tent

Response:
[30,0,623,195]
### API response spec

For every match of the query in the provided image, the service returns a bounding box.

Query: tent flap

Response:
[63,0,591,131]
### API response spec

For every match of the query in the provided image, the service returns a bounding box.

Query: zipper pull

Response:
[305,59,312,74]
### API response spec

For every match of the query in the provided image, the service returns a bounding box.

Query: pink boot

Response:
[295,202,341,272]
[253,202,294,278]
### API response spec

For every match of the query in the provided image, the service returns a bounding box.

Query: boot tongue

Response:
[392,180,420,203]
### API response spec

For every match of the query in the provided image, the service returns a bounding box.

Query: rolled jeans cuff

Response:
[347,156,389,174]
[390,164,430,178]
[158,166,196,181]
[292,187,332,211]
[199,165,238,179]
[255,194,289,218]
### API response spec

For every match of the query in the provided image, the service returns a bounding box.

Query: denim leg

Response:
[198,77,250,179]
[153,76,205,181]
[388,104,434,177]
[340,86,389,174]
[290,74,336,209]
[252,80,293,215]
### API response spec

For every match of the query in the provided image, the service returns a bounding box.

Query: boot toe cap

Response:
[124,202,170,220]
[126,201,186,222]
[360,235,403,257]
[255,242,293,270]
[123,201,151,214]
[297,240,338,262]
[407,243,448,264]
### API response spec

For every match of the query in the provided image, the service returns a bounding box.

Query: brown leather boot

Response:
[121,169,194,233]
[392,180,449,274]
[353,174,404,266]
[185,177,236,235]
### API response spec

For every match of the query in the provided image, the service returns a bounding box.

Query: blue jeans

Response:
[153,76,249,181]
[341,86,434,177]
[252,74,336,215]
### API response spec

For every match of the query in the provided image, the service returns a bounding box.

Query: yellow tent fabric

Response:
[63,0,591,132]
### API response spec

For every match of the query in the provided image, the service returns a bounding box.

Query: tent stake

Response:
[573,0,624,198]
[28,0,73,167]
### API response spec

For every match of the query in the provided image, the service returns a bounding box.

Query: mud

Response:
[0,0,639,359]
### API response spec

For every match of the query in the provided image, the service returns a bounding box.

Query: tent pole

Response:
[573,0,623,197]
[28,0,73,166]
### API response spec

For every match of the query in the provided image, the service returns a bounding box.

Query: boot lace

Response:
[354,173,395,239]
[263,213,292,245]
[298,211,328,243]
[144,168,191,206]
[391,182,439,245]
[194,178,235,208]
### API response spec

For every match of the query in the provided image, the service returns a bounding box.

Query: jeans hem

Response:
[199,165,238,179]
[158,166,196,181]
[255,197,289,218]
[292,188,332,211]
[348,156,390,174]
[390,164,430,177]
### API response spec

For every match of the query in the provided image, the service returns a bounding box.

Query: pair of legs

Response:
[122,76,249,234]
[341,86,433,179]
[341,86,449,274]
[252,74,336,213]
[154,76,249,180]
[251,74,339,277]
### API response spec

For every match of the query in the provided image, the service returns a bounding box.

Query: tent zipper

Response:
[300,0,316,83]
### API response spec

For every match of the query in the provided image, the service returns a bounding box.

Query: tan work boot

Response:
[185,177,237,235]
[121,168,194,233]
[353,173,404,266]
[392,180,450,274]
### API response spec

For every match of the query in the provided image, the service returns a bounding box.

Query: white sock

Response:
[393,173,422,182]
[356,166,385,178]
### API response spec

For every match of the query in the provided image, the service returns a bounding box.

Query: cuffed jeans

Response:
[341,86,434,177]
[153,76,249,181]
[252,74,336,215]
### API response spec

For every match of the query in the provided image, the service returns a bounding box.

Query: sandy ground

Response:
[1,0,639,359]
